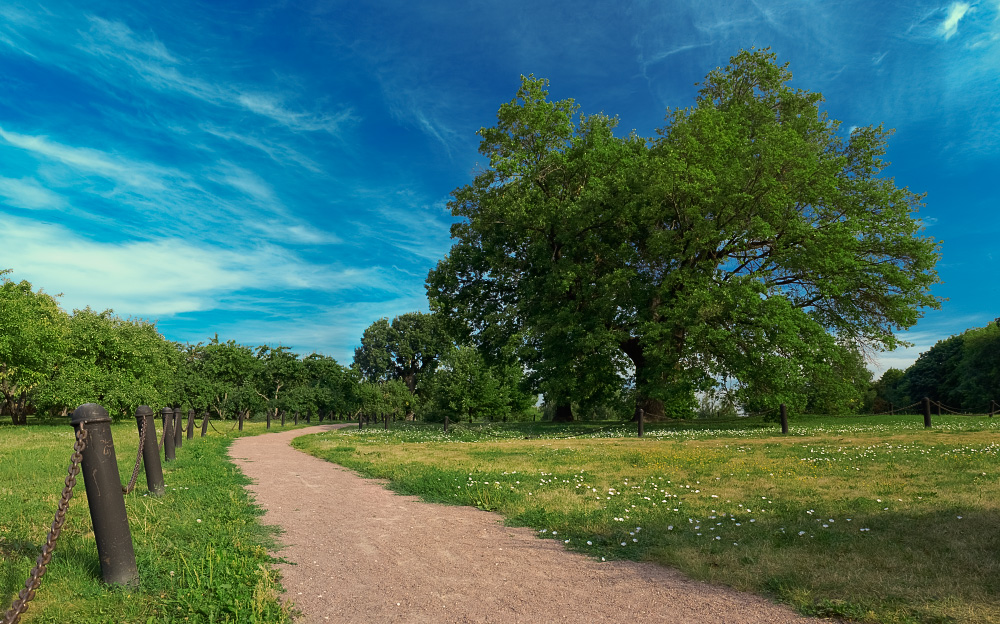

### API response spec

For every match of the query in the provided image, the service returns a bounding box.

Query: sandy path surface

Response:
[229,424,819,623]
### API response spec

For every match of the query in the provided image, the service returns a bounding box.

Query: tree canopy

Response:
[0,272,69,424]
[428,48,941,420]
[353,311,448,394]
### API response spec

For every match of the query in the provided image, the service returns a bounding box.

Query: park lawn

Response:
[294,415,1000,624]
[1,417,309,624]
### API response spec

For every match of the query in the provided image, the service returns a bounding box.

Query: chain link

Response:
[3,428,88,624]
[122,417,148,495]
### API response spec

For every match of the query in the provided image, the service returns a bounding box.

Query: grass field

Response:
[0,416,312,624]
[294,414,1000,624]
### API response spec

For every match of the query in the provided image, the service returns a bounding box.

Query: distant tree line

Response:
[1,270,373,425]
[873,320,1000,412]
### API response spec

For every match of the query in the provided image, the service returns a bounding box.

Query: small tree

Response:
[0,272,69,424]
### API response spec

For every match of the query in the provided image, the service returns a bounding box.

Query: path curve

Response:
[229,424,819,623]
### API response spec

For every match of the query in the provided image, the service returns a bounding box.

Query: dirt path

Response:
[229,424,819,623]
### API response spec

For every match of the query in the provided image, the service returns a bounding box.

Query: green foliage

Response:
[193,338,262,419]
[254,345,305,420]
[428,49,941,420]
[355,379,412,418]
[871,367,910,414]
[33,307,175,419]
[896,321,1000,411]
[353,311,447,394]
[419,345,534,422]
[0,271,69,424]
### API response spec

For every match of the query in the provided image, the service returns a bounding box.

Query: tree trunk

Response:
[634,397,665,421]
[552,403,574,422]
[403,373,417,394]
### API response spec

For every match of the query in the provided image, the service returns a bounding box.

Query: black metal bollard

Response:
[201,411,209,437]
[71,404,139,585]
[135,406,165,496]
[238,411,244,431]
[638,408,644,438]
[306,410,311,424]
[173,407,183,450]
[161,407,175,462]
[186,409,195,440]
[780,404,789,434]
[923,397,932,428]
[281,410,286,427]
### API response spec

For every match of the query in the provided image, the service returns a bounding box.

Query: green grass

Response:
[294,414,1000,624]
[1,416,313,623]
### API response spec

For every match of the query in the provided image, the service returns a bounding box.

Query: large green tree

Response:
[353,311,448,394]
[0,272,69,424]
[428,49,940,419]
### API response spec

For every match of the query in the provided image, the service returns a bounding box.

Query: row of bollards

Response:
[69,403,218,588]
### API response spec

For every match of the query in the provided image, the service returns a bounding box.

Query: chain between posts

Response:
[122,416,148,495]
[3,428,88,624]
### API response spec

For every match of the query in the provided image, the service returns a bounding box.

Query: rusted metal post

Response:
[780,404,789,434]
[161,407,175,462]
[72,404,139,585]
[135,406,164,496]
[186,409,195,440]
[923,397,932,428]
[638,409,644,437]
[201,411,209,437]
[173,407,183,450]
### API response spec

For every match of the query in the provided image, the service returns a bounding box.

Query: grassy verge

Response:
[1,417,312,623]
[294,415,1000,624]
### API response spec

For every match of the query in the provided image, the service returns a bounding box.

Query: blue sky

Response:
[0,0,997,375]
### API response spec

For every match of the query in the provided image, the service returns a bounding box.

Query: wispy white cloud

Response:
[0,215,392,318]
[0,176,66,210]
[76,17,355,135]
[1,10,355,136]
[0,125,341,246]
[0,126,179,192]
[199,124,323,173]
[940,2,972,39]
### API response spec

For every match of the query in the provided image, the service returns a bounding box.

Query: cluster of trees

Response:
[352,312,536,422]
[873,320,1000,412]
[1,272,177,424]
[425,48,941,420]
[1,270,377,425]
